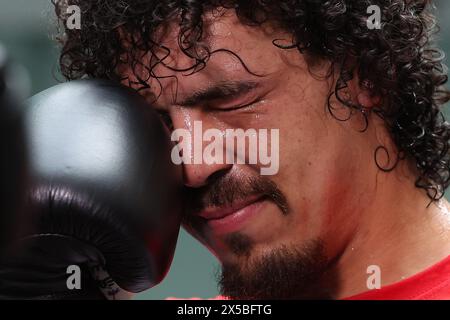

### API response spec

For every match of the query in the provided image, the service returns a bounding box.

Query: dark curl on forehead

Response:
[53,0,450,203]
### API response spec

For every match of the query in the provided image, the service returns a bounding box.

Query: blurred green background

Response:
[0,0,449,300]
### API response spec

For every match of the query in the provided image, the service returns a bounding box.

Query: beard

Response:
[182,170,332,299]
[217,238,331,300]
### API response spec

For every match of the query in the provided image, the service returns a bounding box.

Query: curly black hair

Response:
[52,0,450,202]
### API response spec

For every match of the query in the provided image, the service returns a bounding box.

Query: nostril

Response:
[182,166,230,189]
[206,168,230,185]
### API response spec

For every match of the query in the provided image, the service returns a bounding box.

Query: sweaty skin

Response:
[120,9,450,298]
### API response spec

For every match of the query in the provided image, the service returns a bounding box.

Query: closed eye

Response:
[207,97,262,113]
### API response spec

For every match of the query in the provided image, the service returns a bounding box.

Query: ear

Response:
[347,74,381,109]
[357,80,381,109]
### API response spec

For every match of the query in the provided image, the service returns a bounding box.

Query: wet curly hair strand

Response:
[52,0,450,202]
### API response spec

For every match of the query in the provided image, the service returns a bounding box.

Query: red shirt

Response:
[345,255,450,300]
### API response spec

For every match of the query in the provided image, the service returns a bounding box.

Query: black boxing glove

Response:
[0,79,182,299]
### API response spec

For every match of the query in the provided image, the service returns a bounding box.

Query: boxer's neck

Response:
[320,164,450,299]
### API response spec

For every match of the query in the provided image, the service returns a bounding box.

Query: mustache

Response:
[183,171,290,217]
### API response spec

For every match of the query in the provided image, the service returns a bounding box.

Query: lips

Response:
[196,195,266,234]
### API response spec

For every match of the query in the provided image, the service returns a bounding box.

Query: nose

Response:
[170,109,232,188]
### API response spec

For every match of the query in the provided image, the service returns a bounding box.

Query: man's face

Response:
[121,9,381,298]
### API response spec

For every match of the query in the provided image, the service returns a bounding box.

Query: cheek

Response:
[262,87,364,244]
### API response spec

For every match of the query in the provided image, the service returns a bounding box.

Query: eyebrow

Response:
[177,80,260,107]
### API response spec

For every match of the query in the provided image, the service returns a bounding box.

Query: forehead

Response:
[122,9,298,106]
